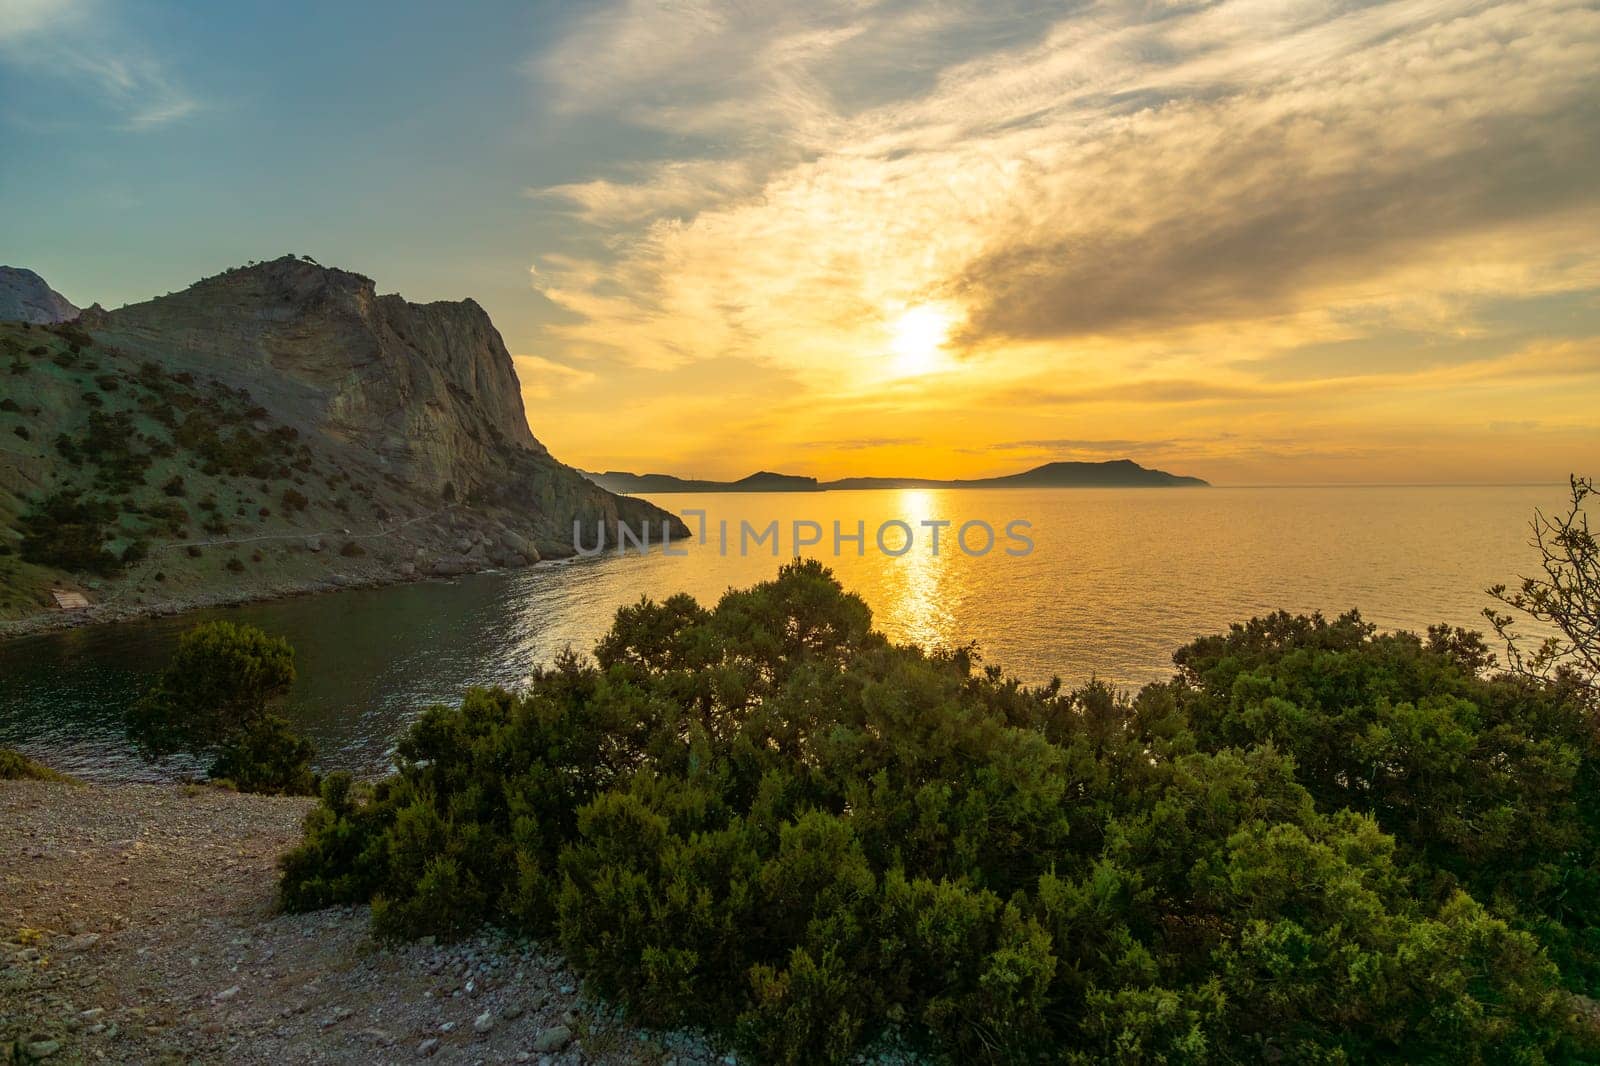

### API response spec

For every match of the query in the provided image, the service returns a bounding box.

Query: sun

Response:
[889,305,951,376]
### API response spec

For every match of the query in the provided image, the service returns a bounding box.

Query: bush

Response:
[18,491,122,575]
[339,541,365,557]
[277,562,1596,1063]
[1170,610,1600,988]
[208,715,317,796]
[281,487,309,512]
[144,499,188,537]
[48,411,154,493]
[162,475,186,497]
[119,538,149,567]
[127,621,316,795]
[0,747,75,783]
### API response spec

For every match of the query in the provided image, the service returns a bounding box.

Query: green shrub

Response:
[47,411,155,493]
[144,499,188,537]
[281,487,309,512]
[0,747,75,782]
[1171,611,1600,987]
[18,491,122,575]
[277,562,1596,1063]
[127,621,316,795]
[162,475,186,497]
[208,715,317,795]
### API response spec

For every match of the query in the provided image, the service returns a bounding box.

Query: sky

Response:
[3,0,1598,485]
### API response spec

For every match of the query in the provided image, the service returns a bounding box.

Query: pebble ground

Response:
[0,780,734,1064]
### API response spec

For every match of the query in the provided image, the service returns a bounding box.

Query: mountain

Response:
[0,256,684,632]
[587,459,1208,495]
[826,460,1209,490]
[0,266,79,324]
[584,470,821,494]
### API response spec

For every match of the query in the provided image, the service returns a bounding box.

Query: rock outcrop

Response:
[87,258,542,498]
[0,266,79,324]
[0,257,685,632]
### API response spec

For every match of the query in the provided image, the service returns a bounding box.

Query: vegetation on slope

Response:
[0,320,352,616]
[277,560,1600,1063]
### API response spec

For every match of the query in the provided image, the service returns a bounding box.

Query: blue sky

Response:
[2,1,590,340]
[4,0,1598,483]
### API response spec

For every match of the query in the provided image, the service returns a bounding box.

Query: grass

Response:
[0,748,77,783]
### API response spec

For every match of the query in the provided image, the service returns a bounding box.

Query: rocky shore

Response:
[0,547,579,643]
[0,780,734,1064]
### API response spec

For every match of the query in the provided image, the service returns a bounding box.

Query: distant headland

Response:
[583,459,1209,495]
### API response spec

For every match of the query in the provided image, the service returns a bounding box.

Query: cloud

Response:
[512,354,598,400]
[531,159,760,226]
[527,0,1600,383]
[989,438,1183,454]
[0,0,199,130]
[0,0,74,41]
[795,436,923,451]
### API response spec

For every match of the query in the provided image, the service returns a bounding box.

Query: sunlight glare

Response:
[889,305,951,376]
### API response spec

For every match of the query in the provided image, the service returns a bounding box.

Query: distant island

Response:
[582,470,823,494]
[584,459,1209,494]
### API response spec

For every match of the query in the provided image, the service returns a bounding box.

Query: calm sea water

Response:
[0,485,1565,781]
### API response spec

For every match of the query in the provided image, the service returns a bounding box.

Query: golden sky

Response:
[4,0,1596,485]
[514,0,1600,484]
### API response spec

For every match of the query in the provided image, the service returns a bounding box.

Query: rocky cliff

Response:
[0,266,79,324]
[0,257,684,632]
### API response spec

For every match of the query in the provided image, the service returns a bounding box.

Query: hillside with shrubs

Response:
[277,560,1600,1064]
[0,258,681,631]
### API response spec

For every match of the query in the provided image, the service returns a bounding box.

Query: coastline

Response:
[0,554,565,643]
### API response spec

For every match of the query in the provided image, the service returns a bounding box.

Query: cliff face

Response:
[90,257,542,497]
[0,267,79,324]
[0,258,684,631]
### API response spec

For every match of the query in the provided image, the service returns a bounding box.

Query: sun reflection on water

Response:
[880,489,961,654]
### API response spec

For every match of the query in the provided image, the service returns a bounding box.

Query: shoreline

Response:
[0,554,584,644]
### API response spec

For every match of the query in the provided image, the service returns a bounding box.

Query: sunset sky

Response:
[4,0,1598,484]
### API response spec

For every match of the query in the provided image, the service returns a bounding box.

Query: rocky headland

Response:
[0,257,685,637]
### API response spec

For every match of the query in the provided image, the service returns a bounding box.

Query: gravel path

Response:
[0,780,733,1065]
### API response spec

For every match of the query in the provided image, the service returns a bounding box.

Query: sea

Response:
[0,485,1565,781]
